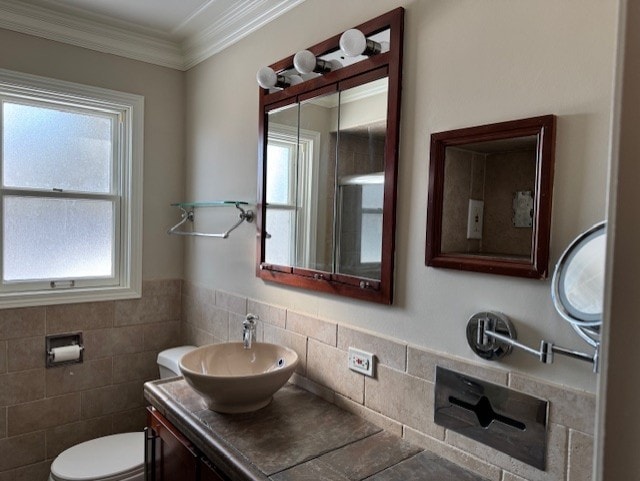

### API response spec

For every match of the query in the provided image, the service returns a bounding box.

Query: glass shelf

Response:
[170,200,249,208]
[168,201,254,238]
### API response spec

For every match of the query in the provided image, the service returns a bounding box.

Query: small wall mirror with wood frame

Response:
[426,115,556,279]
[257,8,404,304]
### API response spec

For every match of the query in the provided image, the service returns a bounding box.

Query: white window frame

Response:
[0,68,143,308]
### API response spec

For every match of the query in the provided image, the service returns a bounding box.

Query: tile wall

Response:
[0,279,181,480]
[182,281,596,481]
[0,278,594,480]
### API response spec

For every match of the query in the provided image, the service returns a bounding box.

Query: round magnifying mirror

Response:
[551,222,606,337]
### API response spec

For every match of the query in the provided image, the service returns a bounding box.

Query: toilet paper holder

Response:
[46,332,84,368]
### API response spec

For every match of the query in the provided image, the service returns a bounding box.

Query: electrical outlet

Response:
[348,347,375,377]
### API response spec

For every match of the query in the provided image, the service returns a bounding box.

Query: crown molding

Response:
[0,0,307,71]
[0,0,184,69]
[181,0,307,70]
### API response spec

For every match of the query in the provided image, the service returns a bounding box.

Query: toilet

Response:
[49,346,196,481]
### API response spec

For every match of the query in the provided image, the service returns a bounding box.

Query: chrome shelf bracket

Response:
[167,202,254,239]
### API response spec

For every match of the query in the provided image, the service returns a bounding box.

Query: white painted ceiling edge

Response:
[0,0,308,71]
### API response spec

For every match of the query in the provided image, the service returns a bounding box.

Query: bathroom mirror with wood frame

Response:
[426,115,556,279]
[256,8,404,304]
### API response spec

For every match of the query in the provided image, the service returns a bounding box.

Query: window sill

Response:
[0,284,142,309]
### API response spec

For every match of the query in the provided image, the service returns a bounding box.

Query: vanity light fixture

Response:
[256,66,294,89]
[293,49,340,74]
[256,29,386,91]
[339,28,387,57]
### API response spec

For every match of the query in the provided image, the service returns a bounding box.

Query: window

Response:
[0,68,143,307]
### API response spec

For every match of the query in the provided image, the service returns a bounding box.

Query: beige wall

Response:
[0,28,186,281]
[184,0,617,392]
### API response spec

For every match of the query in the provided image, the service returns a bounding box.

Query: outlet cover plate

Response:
[467,199,484,239]
[348,347,374,377]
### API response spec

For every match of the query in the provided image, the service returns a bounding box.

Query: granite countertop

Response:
[144,378,488,481]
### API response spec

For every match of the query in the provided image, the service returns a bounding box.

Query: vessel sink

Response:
[179,342,299,413]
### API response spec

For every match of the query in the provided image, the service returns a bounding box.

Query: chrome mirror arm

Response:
[468,312,599,373]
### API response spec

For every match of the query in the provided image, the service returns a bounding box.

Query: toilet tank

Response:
[157,346,196,379]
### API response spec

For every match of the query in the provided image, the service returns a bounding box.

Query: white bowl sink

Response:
[179,342,298,413]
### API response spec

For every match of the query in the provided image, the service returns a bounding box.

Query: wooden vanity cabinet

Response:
[199,457,230,481]
[146,407,229,481]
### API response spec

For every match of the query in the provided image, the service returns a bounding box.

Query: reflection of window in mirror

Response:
[265,119,320,267]
[263,78,389,279]
[441,135,537,259]
[265,133,296,266]
[264,103,297,267]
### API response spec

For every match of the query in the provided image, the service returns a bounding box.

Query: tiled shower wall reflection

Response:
[182,281,596,481]
[0,280,181,480]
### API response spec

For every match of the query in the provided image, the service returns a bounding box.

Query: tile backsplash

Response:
[182,281,595,481]
[0,279,595,480]
[0,279,181,480]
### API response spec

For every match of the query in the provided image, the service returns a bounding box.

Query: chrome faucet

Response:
[243,314,258,349]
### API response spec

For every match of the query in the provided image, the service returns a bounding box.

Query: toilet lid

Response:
[51,432,144,481]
